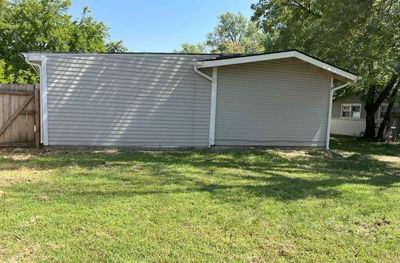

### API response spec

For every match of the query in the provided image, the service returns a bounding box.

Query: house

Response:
[331,94,394,136]
[22,50,357,149]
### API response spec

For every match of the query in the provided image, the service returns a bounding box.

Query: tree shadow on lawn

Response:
[2,136,399,203]
[330,135,400,157]
[16,149,399,204]
[138,151,399,201]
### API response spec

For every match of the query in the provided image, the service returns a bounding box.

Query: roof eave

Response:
[196,51,358,82]
[22,52,44,62]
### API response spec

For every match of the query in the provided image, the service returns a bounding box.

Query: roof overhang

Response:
[195,51,358,82]
[22,52,44,62]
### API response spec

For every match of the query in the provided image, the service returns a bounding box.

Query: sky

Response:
[69,0,256,52]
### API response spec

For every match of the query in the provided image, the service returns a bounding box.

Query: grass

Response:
[0,135,399,262]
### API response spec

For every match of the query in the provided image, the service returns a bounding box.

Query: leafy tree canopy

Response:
[251,0,399,87]
[178,12,266,54]
[176,43,207,54]
[0,0,127,83]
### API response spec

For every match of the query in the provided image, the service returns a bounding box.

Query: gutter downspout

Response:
[22,53,48,146]
[326,81,351,149]
[194,64,217,148]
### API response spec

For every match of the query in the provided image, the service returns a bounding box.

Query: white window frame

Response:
[378,103,389,120]
[340,103,362,119]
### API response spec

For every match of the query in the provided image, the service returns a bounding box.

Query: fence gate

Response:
[387,112,400,142]
[0,84,40,147]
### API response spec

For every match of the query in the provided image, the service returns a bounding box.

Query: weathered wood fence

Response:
[0,84,40,147]
[387,112,400,142]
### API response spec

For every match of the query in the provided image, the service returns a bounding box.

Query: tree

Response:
[177,43,207,54]
[177,12,266,54]
[252,0,400,140]
[376,82,400,141]
[206,12,265,54]
[106,41,128,53]
[0,0,127,83]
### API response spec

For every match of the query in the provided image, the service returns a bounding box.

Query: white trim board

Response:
[196,51,358,82]
[22,53,49,145]
[40,56,48,145]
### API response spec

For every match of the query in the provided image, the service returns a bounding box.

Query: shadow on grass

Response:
[1,136,399,202]
[330,135,400,156]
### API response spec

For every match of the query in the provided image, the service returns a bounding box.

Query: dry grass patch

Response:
[0,153,52,187]
[0,174,49,187]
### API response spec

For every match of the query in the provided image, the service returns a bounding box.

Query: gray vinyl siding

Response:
[215,58,331,147]
[45,54,215,147]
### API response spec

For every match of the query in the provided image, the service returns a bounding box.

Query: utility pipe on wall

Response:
[194,65,217,147]
[326,81,351,149]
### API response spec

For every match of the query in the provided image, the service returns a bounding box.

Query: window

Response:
[341,104,361,119]
[379,104,388,119]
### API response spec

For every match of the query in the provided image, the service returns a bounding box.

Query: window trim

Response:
[378,103,389,120]
[340,103,362,119]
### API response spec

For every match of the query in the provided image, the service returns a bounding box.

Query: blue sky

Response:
[69,0,256,52]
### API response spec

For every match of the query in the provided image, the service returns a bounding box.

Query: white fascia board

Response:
[22,52,43,62]
[295,52,358,81]
[197,51,358,82]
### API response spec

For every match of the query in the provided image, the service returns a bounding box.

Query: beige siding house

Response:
[331,95,389,136]
[23,50,357,149]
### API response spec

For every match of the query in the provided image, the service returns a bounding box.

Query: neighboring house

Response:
[23,50,357,149]
[331,95,393,136]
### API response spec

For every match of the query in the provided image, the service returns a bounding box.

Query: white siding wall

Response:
[331,95,384,136]
[215,58,331,147]
[46,54,214,147]
[330,119,365,136]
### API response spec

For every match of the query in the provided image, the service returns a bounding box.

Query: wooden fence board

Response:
[0,96,34,137]
[388,113,400,142]
[0,84,39,147]
[0,90,34,95]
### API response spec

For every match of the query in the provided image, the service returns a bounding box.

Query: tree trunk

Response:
[376,82,399,141]
[363,75,398,140]
[364,106,377,139]
[363,85,377,139]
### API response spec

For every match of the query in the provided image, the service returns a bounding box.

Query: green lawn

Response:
[0,136,399,262]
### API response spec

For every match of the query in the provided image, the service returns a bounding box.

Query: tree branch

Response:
[287,0,322,18]
[376,81,400,141]
[373,75,398,111]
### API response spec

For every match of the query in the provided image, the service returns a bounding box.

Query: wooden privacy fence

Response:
[387,112,400,142]
[0,84,40,147]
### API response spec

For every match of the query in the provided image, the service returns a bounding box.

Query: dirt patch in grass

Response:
[0,174,49,187]
[0,147,122,159]
[272,150,311,159]
[1,153,34,161]
[263,240,295,258]
[21,244,40,261]
[5,244,41,263]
